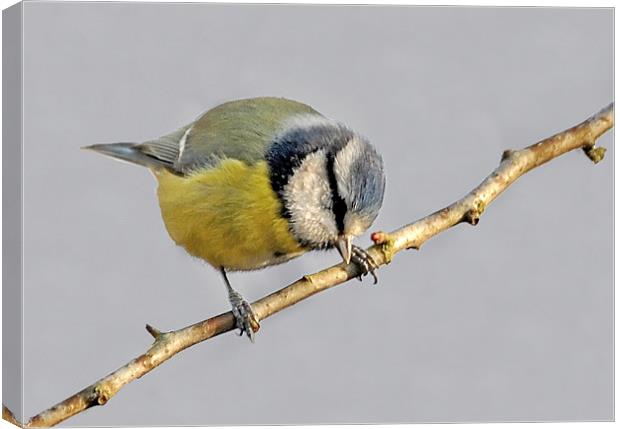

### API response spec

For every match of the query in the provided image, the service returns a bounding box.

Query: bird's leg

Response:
[351,245,379,284]
[220,268,260,342]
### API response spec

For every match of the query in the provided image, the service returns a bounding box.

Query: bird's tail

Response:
[82,142,164,170]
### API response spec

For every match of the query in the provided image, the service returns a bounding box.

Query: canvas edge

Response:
[3,1,24,424]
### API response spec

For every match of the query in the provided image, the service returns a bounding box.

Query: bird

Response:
[84,97,386,341]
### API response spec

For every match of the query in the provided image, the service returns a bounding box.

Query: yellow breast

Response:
[155,160,306,270]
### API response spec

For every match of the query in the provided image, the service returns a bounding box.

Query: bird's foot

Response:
[351,245,379,284]
[228,289,260,342]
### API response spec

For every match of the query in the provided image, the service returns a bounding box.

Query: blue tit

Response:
[84,97,386,341]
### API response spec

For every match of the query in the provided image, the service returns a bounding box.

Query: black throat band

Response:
[325,153,347,234]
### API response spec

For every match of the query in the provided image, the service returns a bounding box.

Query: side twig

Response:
[5,103,614,428]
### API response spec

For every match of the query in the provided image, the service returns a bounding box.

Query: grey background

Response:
[15,2,613,426]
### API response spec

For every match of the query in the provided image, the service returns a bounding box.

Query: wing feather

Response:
[136,97,321,175]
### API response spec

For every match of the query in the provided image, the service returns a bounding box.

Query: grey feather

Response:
[82,142,166,169]
[83,125,192,172]
[138,124,191,165]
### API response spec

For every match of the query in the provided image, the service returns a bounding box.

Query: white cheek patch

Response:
[333,136,364,208]
[283,150,338,246]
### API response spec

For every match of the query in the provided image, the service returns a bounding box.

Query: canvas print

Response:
[2,2,613,426]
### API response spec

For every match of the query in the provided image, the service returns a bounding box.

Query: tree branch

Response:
[3,405,22,428]
[5,103,613,428]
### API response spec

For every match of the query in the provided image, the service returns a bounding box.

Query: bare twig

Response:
[3,405,23,428]
[7,103,613,428]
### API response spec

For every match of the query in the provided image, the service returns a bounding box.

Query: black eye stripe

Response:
[266,123,353,220]
[325,153,347,233]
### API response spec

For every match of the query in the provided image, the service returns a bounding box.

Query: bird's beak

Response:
[336,234,352,265]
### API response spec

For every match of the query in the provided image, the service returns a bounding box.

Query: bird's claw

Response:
[229,291,260,342]
[351,245,379,284]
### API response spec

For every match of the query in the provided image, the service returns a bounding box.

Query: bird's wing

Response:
[138,97,320,175]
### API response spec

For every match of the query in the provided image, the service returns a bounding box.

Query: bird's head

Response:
[267,115,386,263]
